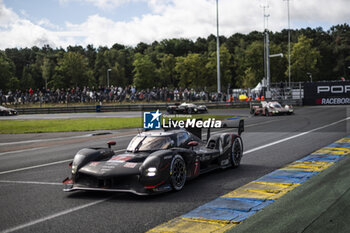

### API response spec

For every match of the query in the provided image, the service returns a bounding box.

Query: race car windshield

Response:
[127,136,173,152]
[271,103,282,108]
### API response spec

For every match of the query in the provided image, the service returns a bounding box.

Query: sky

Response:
[0,0,349,49]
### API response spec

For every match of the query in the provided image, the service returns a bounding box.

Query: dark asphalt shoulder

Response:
[227,154,350,233]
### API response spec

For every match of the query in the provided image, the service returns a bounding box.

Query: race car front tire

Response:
[170,155,187,191]
[231,137,243,168]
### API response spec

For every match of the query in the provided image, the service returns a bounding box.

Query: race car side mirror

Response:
[107,141,116,148]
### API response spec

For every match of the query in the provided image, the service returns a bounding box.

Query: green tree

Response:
[0,51,16,91]
[233,39,248,87]
[55,52,93,88]
[156,38,195,57]
[241,67,257,88]
[270,43,287,83]
[158,54,177,87]
[8,77,20,90]
[206,44,233,89]
[289,35,321,81]
[330,24,350,79]
[21,66,35,90]
[132,53,158,89]
[175,53,208,88]
[41,57,53,89]
[94,47,109,86]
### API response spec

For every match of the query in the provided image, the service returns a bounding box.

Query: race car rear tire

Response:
[170,155,187,191]
[231,137,243,168]
[265,109,269,117]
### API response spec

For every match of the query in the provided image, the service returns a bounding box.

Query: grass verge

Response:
[0,114,232,134]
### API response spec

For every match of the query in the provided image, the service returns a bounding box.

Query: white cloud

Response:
[59,0,142,10]
[0,1,73,49]
[37,18,61,30]
[0,0,349,49]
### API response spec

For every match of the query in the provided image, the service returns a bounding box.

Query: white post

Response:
[216,0,221,95]
[266,30,270,92]
[107,68,111,87]
[284,0,292,88]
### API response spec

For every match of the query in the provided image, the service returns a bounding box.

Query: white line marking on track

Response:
[0,149,126,175]
[0,159,72,175]
[0,197,111,233]
[0,147,48,156]
[0,131,138,147]
[244,117,350,155]
[0,180,61,185]
[0,134,92,146]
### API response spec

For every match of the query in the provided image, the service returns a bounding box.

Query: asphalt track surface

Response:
[0,106,349,233]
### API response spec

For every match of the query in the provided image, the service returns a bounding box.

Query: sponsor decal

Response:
[163,114,192,118]
[124,162,137,168]
[304,81,350,105]
[143,110,222,129]
[163,118,222,128]
[89,162,100,167]
[154,184,172,192]
[143,110,161,129]
[101,165,116,172]
[109,155,132,163]
[317,85,350,94]
[317,98,350,105]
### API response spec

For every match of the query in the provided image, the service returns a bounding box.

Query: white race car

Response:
[250,101,293,116]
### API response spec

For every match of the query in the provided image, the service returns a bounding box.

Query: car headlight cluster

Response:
[146,167,157,177]
[72,165,77,174]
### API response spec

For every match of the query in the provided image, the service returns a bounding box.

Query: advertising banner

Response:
[303,81,350,105]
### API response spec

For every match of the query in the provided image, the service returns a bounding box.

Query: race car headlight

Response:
[72,165,77,174]
[146,167,157,177]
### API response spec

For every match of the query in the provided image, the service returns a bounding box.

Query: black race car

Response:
[0,106,18,116]
[63,120,244,195]
[166,103,207,114]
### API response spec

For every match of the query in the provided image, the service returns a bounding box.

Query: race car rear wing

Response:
[207,118,244,139]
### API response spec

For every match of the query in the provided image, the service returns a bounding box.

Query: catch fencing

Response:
[15,99,302,115]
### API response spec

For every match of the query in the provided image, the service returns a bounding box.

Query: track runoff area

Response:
[148,136,350,233]
[0,106,349,233]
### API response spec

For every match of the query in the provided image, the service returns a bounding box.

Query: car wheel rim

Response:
[171,156,186,190]
[231,138,242,167]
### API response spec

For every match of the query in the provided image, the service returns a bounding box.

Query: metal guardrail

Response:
[15,99,302,115]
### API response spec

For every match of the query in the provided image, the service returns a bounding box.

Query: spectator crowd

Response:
[0,86,229,105]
